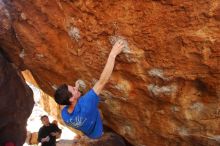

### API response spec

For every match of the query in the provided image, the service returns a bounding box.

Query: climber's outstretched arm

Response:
[93,40,125,95]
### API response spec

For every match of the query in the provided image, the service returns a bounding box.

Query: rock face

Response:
[70,132,126,146]
[0,0,220,146]
[0,51,34,146]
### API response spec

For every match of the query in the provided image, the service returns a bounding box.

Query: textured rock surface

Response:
[0,51,34,145]
[0,0,220,146]
[70,132,126,146]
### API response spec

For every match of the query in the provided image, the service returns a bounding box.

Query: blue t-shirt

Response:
[62,89,103,139]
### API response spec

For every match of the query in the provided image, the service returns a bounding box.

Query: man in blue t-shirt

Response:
[54,40,125,139]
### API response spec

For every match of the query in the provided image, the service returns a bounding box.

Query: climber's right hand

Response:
[110,40,125,57]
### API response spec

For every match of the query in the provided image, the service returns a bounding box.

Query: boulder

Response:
[0,51,34,145]
[0,0,220,145]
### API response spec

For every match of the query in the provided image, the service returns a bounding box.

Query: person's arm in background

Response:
[93,40,125,95]
[50,124,62,138]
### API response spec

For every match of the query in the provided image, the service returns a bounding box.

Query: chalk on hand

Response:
[109,36,130,53]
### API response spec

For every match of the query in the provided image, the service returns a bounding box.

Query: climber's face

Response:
[68,85,81,102]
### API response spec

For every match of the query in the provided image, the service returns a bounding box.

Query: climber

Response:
[54,40,125,139]
[38,115,62,146]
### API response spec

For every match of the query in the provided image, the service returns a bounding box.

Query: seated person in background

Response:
[38,115,62,146]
